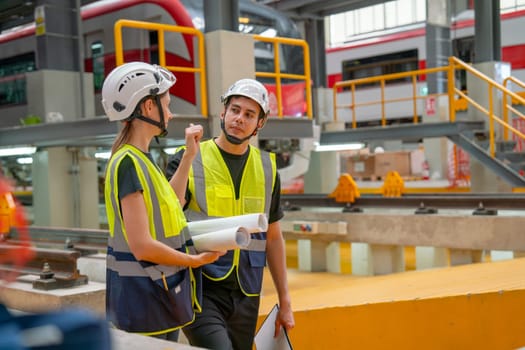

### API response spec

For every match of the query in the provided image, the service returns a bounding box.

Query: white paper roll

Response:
[191,226,251,252]
[187,213,268,237]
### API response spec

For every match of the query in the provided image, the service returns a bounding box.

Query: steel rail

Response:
[5,193,523,249]
[9,226,109,250]
[281,193,525,210]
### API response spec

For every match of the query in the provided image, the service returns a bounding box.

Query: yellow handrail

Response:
[333,56,525,158]
[449,57,525,156]
[253,35,312,119]
[333,65,449,126]
[114,19,208,117]
[503,76,525,141]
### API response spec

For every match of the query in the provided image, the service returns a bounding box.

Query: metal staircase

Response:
[326,56,525,188]
[448,129,525,187]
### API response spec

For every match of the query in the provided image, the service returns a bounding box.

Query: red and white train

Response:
[325,8,525,125]
[0,0,305,127]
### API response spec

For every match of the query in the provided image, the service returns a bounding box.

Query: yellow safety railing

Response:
[114,20,313,120]
[502,76,525,141]
[333,56,525,158]
[253,35,312,119]
[448,57,525,157]
[333,65,450,128]
[114,19,208,117]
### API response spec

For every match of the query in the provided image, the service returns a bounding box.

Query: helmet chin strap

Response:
[220,118,258,145]
[134,95,168,143]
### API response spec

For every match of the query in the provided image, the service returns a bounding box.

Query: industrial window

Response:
[0,52,35,106]
[341,49,419,87]
[91,41,104,91]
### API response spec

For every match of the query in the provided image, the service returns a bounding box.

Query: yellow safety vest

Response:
[186,140,276,295]
[105,144,200,335]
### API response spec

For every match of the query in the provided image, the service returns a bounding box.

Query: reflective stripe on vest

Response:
[104,145,196,334]
[185,140,276,295]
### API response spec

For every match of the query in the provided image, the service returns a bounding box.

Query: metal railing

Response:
[503,76,525,142]
[333,56,525,158]
[253,35,312,119]
[449,57,525,157]
[114,20,313,120]
[114,19,208,116]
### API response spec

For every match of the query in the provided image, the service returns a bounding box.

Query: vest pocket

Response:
[243,196,264,213]
[207,184,233,215]
[159,269,194,326]
[248,250,267,267]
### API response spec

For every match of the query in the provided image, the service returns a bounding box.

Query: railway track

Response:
[281,193,525,211]
[13,193,524,248]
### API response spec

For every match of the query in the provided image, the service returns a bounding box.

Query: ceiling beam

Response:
[300,0,388,16]
[270,0,319,12]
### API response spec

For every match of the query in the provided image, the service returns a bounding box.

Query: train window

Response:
[149,31,158,65]
[91,42,104,91]
[0,52,35,106]
[341,49,419,88]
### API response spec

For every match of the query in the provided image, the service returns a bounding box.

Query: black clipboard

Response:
[254,304,293,350]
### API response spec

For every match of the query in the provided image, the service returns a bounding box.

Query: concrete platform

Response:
[258,258,525,349]
[111,329,201,350]
[0,275,105,314]
[4,240,525,349]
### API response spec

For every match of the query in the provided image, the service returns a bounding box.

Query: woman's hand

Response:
[189,250,226,268]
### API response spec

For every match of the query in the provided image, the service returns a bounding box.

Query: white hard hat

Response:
[222,79,270,116]
[101,62,176,121]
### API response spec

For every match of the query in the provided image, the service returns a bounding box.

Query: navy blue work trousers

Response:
[183,281,260,350]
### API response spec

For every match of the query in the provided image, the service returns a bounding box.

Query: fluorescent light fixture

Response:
[0,146,37,157]
[16,157,33,165]
[164,147,179,155]
[314,142,365,152]
[259,28,277,37]
[94,151,111,160]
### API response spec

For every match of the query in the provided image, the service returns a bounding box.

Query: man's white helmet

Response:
[101,62,176,121]
[221,79,270,117]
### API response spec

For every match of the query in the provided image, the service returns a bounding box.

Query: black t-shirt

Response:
[165,142,283,224]
[117,152,158,200]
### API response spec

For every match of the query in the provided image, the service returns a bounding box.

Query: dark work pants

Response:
[183,284,260,350]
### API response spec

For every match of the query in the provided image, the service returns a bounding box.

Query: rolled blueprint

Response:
[191,226,251,252]
[187,213,268,236]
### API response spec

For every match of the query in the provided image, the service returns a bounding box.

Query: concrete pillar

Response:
[297,240,340,273]
[35,0,82,71]
[204,30,255,136]
[416,247,485,269]
[32,147,99,228]
[424,0,453,180]
[449,248,484,265]
[416,246,449,269]
[26,70,98,228]
[352,243,405,276]
[203,0,239,33]
[422,95,450,180]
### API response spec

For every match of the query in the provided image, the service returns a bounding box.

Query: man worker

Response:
[166,78,294,350]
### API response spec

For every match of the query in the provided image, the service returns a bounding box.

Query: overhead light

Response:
[94,151,111,160]
[0,146,37,157]
[314,142,365,152]
[239,16,250,24]
[164,147,180,155]
[259,28,277,38]
[16,157,33,165]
